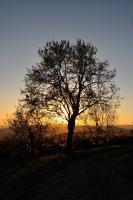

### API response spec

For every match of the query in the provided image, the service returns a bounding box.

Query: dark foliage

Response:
[22,39,120,152]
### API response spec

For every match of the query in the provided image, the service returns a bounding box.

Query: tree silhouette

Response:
[8,99,51,155]
[88,99,120,145]
[22,39,119,152]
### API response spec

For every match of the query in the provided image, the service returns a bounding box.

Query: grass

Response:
[0,144,133,200]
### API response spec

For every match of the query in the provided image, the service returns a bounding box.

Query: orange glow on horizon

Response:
[0,98,133,127]
[0,111,132,127]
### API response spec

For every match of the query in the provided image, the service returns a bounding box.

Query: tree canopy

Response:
[21,39,120,152]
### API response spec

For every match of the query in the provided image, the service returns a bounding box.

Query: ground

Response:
[1,145,133,200]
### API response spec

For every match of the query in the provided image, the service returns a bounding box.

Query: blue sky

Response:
[0,0,133,124]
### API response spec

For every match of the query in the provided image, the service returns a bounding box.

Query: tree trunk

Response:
[96,122,99,146]
[66,115,76,153]
[28,127,34,156]
[106,125,110,144]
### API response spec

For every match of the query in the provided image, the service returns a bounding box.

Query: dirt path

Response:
[32,146,133,200]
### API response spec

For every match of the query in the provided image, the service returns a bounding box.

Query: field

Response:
[0,145,133,200]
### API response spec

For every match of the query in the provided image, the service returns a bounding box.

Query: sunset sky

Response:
[0,0,133,126]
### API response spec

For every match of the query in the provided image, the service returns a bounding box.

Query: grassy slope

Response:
[0,145,133,200]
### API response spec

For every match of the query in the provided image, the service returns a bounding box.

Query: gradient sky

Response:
[0,0,133,125]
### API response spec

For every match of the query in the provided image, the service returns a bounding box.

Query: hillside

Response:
[0,145,133,200]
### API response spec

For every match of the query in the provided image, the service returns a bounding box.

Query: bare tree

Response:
[88,103,105,145]
[88,102,120,145]
[8,98,46,154]
[104,102,120,143]
[22,39,119,152]
[88,83,120,144]
[8,104,31,153]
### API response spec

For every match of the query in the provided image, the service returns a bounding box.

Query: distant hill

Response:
[117,124,133,130]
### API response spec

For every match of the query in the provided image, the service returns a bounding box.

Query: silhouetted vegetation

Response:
[3,39,133,200]
[0,124,132,163]
[11,39,120,153]
[1,123,133,200]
